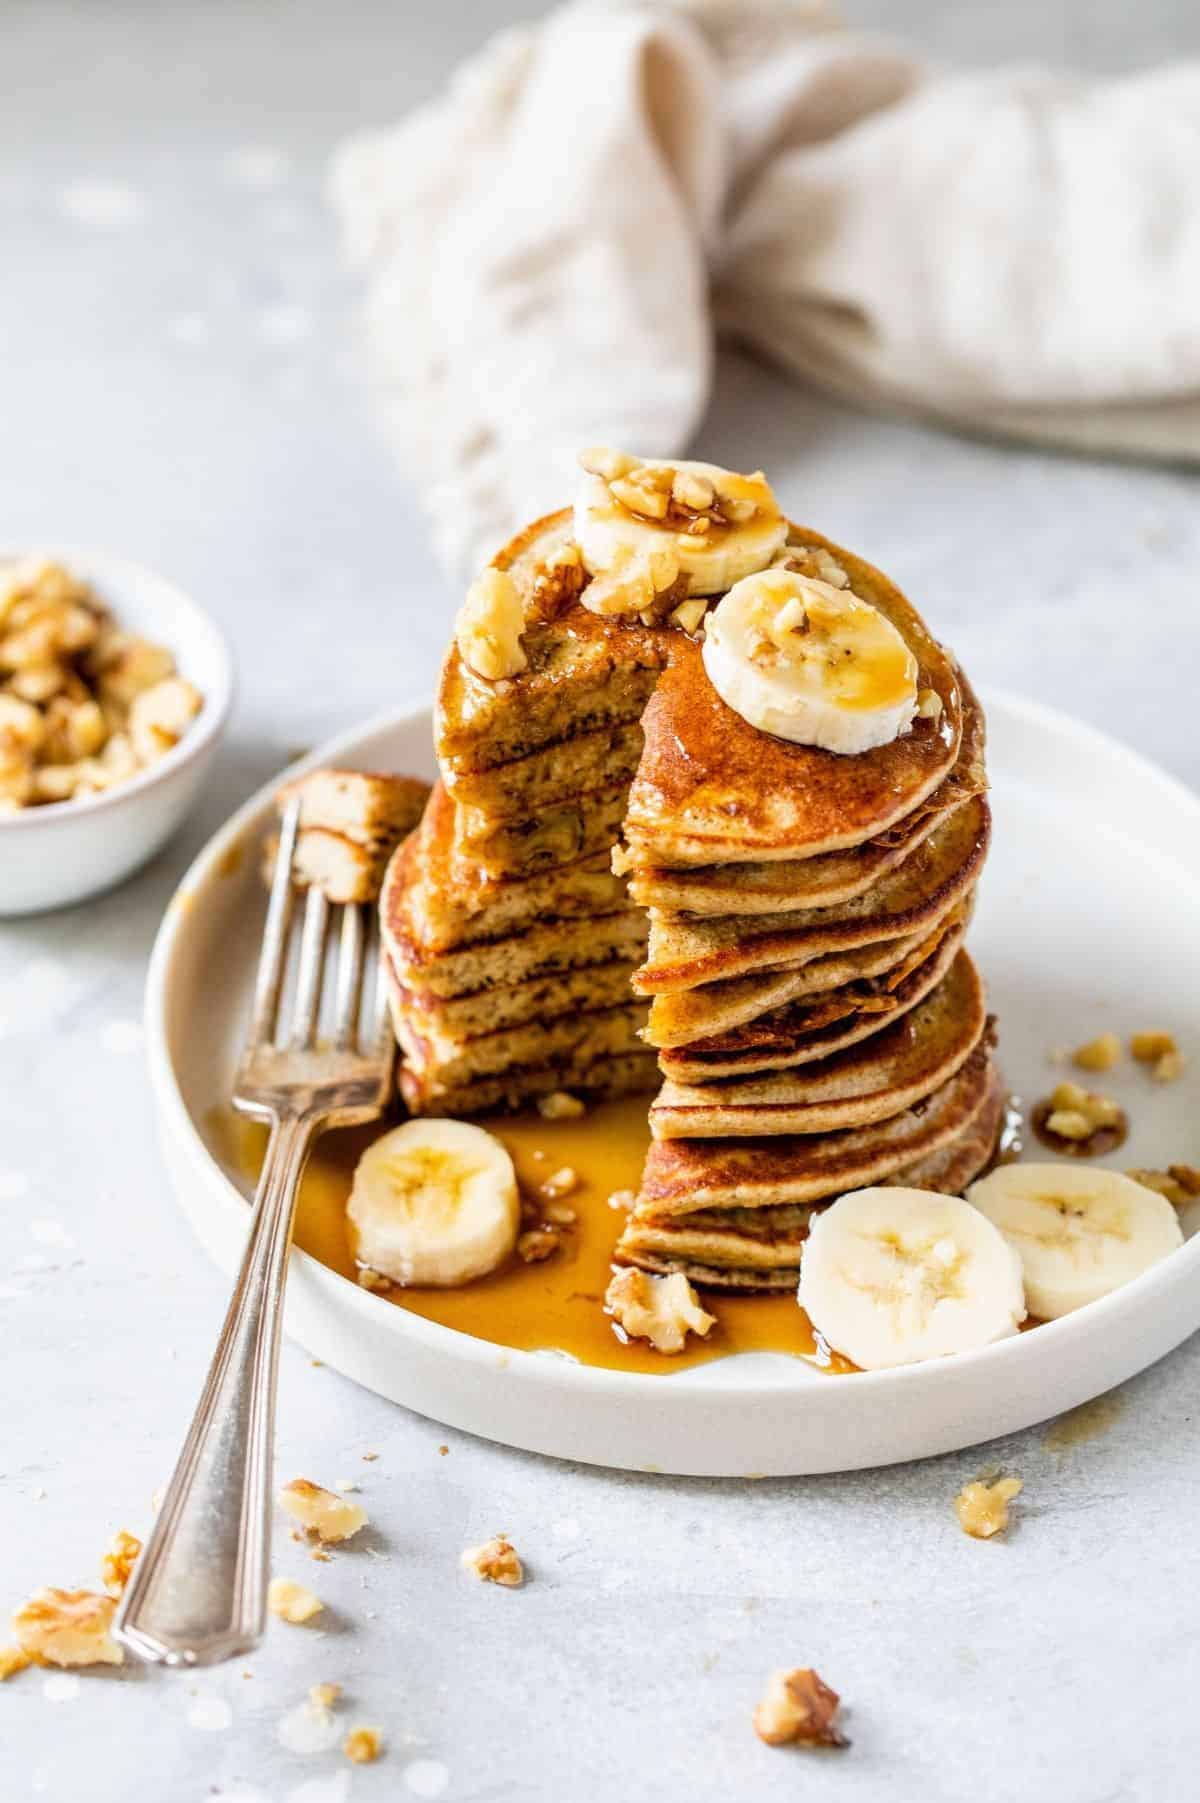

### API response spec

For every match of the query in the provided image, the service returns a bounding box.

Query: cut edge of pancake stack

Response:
[380,453,1005,1292]
[380,513,666,1117]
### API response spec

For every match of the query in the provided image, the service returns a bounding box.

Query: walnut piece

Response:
[583,543,680,618]
[12,1588,124,1667]
[604,1268,716,1355]
[461,1535,524,1587]
[0,1644,32,1681]
[753,1668,846,1748]
[1072,1032,1121,1072]
[455,567,528,682]
[954,1476,1022,1539]
[516,1227,560,1264]
[606,1189,636,1212]
[1032,1081,1127,1156]
[343,1726,384,1764]
[915,688,943,721]
[537,1090,585,1121]
[538,1166,578,1202]
[278,1477,368,1544]
[101,1530,142,1597]
[309,1681,343,1715]
[1127,1165,1200,1208]
[267,1577,324,1624]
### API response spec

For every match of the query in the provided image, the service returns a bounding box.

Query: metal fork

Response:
[115,798,395,1666]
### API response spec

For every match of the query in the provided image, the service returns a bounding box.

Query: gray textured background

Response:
[1,3,1199,1800]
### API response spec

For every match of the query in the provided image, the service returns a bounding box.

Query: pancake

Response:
[436,512,665,773]
[645,906,968,1049]
[392,784,628,957]
[386,906,646,1000]
[635,797,989,994]
[649,956,987,1138]
[394,999,648,1089]
[616,1065,1007,1288]
[619,528,963,867]
[635,1039,995,1216]
[452,781,631,883]
[445,720,644,818]
[390,957,642,1039]
[400,1048,660,1116]
[659,916,967,1080]
[619,673,987,915]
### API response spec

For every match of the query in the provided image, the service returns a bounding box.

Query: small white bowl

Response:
[0,550,234,916]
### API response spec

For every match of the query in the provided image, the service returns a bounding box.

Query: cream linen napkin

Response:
[331,0,1200,579]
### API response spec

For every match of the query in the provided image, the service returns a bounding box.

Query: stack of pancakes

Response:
[380,517,666,1114]
[612,532,1000,1288]
[382,511,1003,1288]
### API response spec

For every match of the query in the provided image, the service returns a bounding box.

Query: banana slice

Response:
[348,1119,520,1288]
[702,569,919,755]
[574,450,787,603]
[798,1187,1026,1370]
[966,1165,1183,1320]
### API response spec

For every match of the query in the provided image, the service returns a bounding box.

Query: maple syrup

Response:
[209,1097,853,1378]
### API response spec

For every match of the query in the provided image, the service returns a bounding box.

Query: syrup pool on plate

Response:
[209,1095,853,1376]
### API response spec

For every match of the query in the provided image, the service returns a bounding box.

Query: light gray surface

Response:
[1,3,1199,1800]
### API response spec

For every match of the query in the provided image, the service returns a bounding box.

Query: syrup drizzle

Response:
[207,1097,853,1378]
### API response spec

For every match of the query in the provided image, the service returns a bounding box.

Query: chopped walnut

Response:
[1032,1081,1127,1156]
[1072,1032,1121,1073]
[517,1227,560,1264]
[915,688,943,722]
[578,446,637,482]
[543,1201,577,1226]
[954,1476,1022,1539]
[604,1268,716,1355]
[0,1645,33,1681]
[12,1588,124,1668]
[1153,1050,1185,1083]
[357,1266,392,1294]
[455,567,527,682]
[278,1477,368,1544]
[669,596,708,636]
[537,1090,585,1121]
[1127,1165,1200,1207]
[343,1726,383,1764]
[309,1681,343,1715]
[607,1189,636,1212]
[753,1668,847,1748]
[538,1166,578,1202]
[461,1535,524,1587]
[583,544,680,618]
[100,1530,142,1597]
[267,1578,324,1624]
[1130,1030,1177,1064]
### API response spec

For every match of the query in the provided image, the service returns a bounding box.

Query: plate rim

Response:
[144,687,1200,1412]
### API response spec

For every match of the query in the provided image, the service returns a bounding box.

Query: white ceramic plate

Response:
[146,693,1200,1476]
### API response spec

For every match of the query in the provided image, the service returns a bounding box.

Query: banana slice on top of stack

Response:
[573,448,787,615]
[798,1166,1185,1369]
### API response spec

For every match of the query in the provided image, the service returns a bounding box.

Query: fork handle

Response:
[115,1112,316,1665]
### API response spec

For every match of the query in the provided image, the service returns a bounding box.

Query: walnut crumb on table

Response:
[1130,1031,1186,1082]
[0,1645,33,1681]
[955,1476,1022,1539]
[343,1726,384,1764]
[604,1268,716,1354]
[753,1669,847,1748]
[11,1588,124,1668]
[267,1578,324,1624]
[278,1477,368,1544]
[309,1682,343,1715]
[461,1535,524,1587]
[1127,1165,1200,1206]
[100,1529,142,1597]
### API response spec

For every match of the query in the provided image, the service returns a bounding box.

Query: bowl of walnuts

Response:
[0,550,234,915]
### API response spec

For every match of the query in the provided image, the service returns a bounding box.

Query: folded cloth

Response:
[331,0,1200,579]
